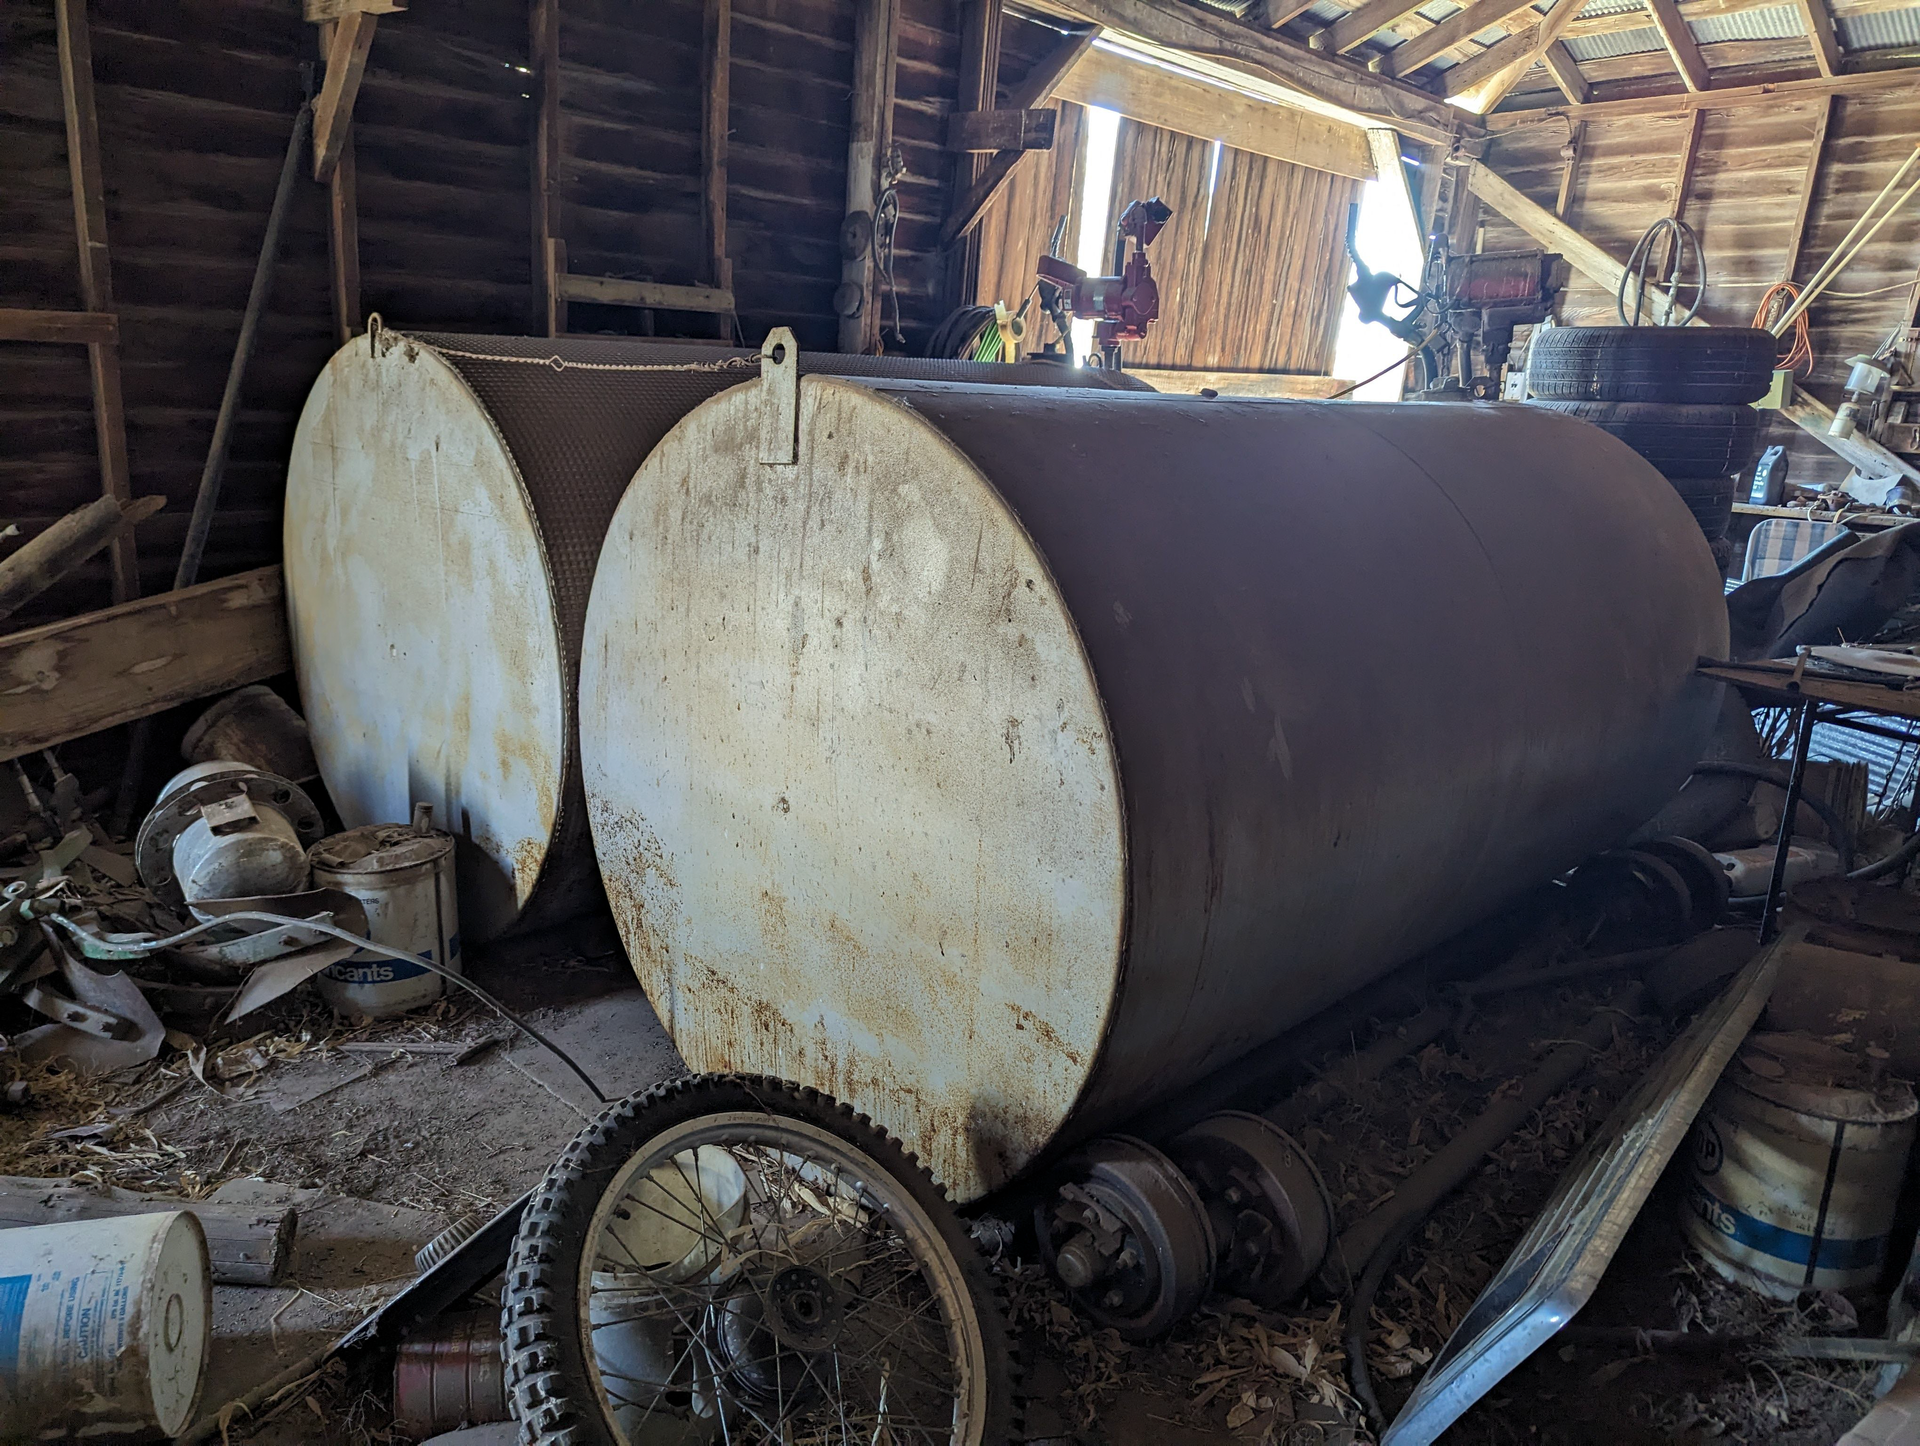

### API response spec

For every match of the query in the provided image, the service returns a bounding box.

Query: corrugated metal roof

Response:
[1838,5,1920,50]
[1566,23,1667,57]
[1690,3,1805,41]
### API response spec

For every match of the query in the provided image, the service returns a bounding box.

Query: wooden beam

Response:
[326,133,361,344]
[317,21,361,347]
[1669,106,1706,220]
[1313,0,1432,56]
[0,309,116,345]
[841,0,900,351]
[1127,368,1354,396]
[0,567,289,763]
[531,0,562,337]
[1468,160,1661,299]
[556,274,737,312]
[1386,0,1540,78]
[1051,42,1375,179]
[1645,0,1712,91]
[948,0,1003,298]
[1542,39,1590,102]
[1485,67,1920,126]
[312,11,376,182]
[1791,0,1843,76]
[1555,120,1585,215]
[55,0,136,607]
[1561,0,1893,44]
[937,23,1100,248]
[303,0,402,18]
[1783,94,1834,281]
[1367,129,1423,257]
[703,0,732,341]
[1780,393,1920,485]
[1267,0,1324,25]
[1469,0,1589,110]
[946,108,1056,151]
[1026,0,1473,146]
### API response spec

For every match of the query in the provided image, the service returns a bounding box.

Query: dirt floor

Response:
[0,916,1898,1445]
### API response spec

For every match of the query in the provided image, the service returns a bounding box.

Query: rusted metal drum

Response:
[284,331,1141,941]
[578,364,1729,1201]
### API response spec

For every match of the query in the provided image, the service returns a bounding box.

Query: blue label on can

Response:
[0,1274,27,1379]
[324,933,459,986]
[1687,1182,1885,1272]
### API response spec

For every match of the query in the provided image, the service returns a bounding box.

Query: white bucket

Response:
[1683,1035,1917,1298]
[309,809,461,1018]
[0,1210,210,1439]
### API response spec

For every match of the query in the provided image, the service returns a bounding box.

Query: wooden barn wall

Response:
[1481,90,1920,487]
[1,0,968,630]
[973,101,1086,327]
[1106,118,1359,374]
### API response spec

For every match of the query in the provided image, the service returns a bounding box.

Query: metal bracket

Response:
[759,326,799,467]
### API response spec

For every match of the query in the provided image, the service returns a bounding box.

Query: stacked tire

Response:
[1526,326,1777,571]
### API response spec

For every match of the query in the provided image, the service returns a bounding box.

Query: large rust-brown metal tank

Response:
[579,357,1729,1201]
[283,330,1143,941]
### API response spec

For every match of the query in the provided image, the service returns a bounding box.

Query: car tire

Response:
[1527,326,1778,404]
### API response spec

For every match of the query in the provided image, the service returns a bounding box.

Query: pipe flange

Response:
[1037,1135,1216,1341]
[1168,1111,1334,1308]
[134,765,325,905]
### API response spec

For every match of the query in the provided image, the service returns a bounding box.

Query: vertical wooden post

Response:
[1668,107,1705,222]
[530,0,563,336]
[948,0,1002,313]
[1784,95,1835,283]
[840,0,899,353]
[1555,122,1584,218]
[55,0,137,605]
[319,21,362,347]
[702,0,733,341]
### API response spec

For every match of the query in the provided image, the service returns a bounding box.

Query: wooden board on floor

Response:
[0,565,289,760]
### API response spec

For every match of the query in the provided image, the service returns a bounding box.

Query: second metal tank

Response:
[578,354,1728,1201]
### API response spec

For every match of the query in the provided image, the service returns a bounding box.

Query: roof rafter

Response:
[1643,0,1712,91]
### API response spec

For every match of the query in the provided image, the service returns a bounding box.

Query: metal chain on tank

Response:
[364,313,762,375]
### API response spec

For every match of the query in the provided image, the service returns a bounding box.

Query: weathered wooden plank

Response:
[703,0,733,340]
[841,0,900,353]
[1791,0,1843,77]
[312,11,377,182]
[1313,0,1431,56]
[317,21,361,347]
[0,1178,296,1288]
[1386,0,1540,78]
[55,0,137,606]
[304,0,405,19]
[1783,95,1834,282]
[1644,0,1712,91]
[947,108,1056,151]
[1129,368,1354,397]
[556,274,737,312]
[1669,107,1706,219]
[0,310,118,345]
[1542,40,1590,104]
[0,566,289,762]
[937,24,1101,248]
[1027,0,1474,146]
[531,0,562,337]
[1052,42,1373,179]
[1485,65,1920,126]
[1446,0,1586,110]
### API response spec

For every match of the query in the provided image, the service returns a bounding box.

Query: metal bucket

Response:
[309,806,460,1018]
[1684,1036,1917,1297]
[0,1210,211,1439]
[393,1310,507,1435]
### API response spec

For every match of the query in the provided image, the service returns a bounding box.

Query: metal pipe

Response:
[1331,983,1647,1276]
[1760,703,1819,943]
[1773,147,1920,336]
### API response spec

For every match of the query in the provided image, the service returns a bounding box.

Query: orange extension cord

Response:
[1755,281,1814,375]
